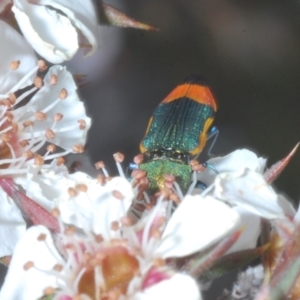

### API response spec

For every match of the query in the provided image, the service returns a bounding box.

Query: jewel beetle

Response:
[139,75,218,192]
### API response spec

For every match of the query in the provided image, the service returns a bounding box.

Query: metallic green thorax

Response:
[141,98,215,153]
[139,157,192,193]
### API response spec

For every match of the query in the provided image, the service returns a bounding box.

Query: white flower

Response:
[194,149,294,219]
[0,21,90,256]
[0,192,240,300]
[12,0,99,63]
[193,149,295,253]
[0,21,91,175]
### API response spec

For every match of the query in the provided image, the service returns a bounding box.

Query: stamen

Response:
[34,155,44,166]
[111,221,120,231]
[114,152,125,178]
[142,196,164,254]
[43,287,55,296]
[72,144,84,153]
[53,113,63,122]
[134,154,144,165]
[50,74,57,85]
[10,60,20,70]
[56,156,66,166]
[38,60,48,72]
[59,88,68,99]
[45,128,55,139]
[53,264,63,272]
[68,187,78,197]
[8,93,16,105]
[23,150,34,159]
[113,152,124,163]
[34,111,47,121]
[33,76,43,88]
[47,144,57,153]
[78,119,86,130]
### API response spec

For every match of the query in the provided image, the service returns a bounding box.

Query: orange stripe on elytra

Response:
[162,83,217,111]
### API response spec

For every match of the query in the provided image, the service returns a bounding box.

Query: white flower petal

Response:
[226,206,260,254]
[14,65,91,151]
[15,166,134,237]
[38,0,99,57]
[133,273,201,300]
[59,176,134,237]
[12,0,78,63]
[155,195,240,258]
[197,149,266,187]
[14,164,70,211]
[214,169,285,219]
[0,19,37,95]
[0,188,26,257]
[0,226,60,300]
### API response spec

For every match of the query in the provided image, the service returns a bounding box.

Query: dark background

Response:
[1,0,300,297]
[70,0,299,203]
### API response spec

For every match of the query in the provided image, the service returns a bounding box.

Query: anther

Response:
[59,88,68,99]
[94,234,104,243]
[153,258,166,267]
[34,76,43,88]
[20,140,29,147]
[76,184,88,193]
[38,60,48,72]
[51,208,60,218]
[23,261,34,270]
[113,152,124,163]
[11,123,18,133]
[53,264,63,272]
[8,93,16,105]
[34,155,44,166]
[34,111,47,121]
[47,144,57,153]
[78,119,86,130]
[97,174,106,185]
[111,221,119,231]
[43,287,55,296]
[53,113,63,122]
[68,187,77,197]
[131,169,147,180]
[45,128,55,139]
[23,151,34,159]
[151,228,162,239]
[4,112,13,122]
[56,157,65,166]
[72,144,84,153]
[112,190,124,200]
[189,160,199,167]
[50,74,58,85]
[1,133,11,142]
[64,226,76,236]
[0,99,11,107]
[23,120,34,128]
[10,60,20,70]
[134,154,144,165]
[95,161,105,170]
[37,233,47,241]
